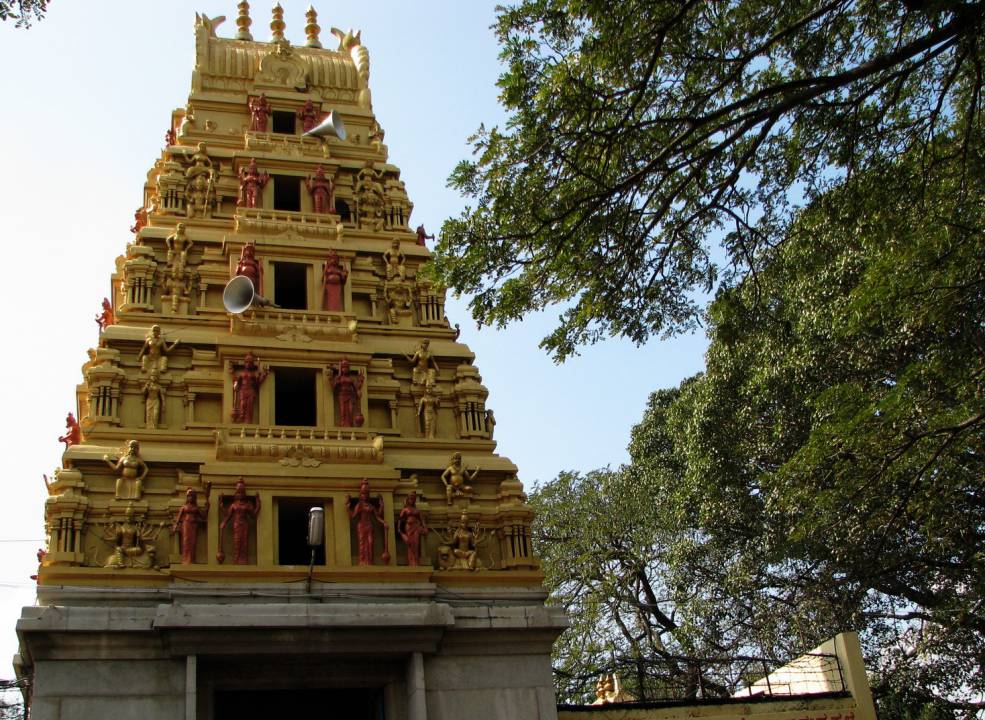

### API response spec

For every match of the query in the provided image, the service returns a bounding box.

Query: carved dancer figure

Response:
[297,99,320,133]
[143,369,165,429]
[440,452,478,505]
[415,224,434,247]
[138,324,179,373]
[248,93,271,132]
[438,511,485,571]
[330,357,364,427]
[104,440,149,501]
[382,238,406,281]
[346,479,389,566]
[238,158,269,209]
[231,352,268,424]
[58,412,81,448]
[398,491,429,567]
[172,483,211,565]
[405,339,440,387]
[305,164,334,214]
[131,207,148,234]
[102,504,164,569]
[235,243,261,291]
[95,297,114,331]
[321,249,347,311]
[218,478,260,565]
[417,378,439,439]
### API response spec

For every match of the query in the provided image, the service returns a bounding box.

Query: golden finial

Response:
[235,1,253,41]
[304,5,322,48]
[270,3,286,43]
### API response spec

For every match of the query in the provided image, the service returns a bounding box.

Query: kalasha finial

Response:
[270,2,286,43]
[305,6,322,48]
[235,1,253,41]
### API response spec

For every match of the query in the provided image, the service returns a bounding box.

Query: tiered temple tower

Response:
[16,7,564,719]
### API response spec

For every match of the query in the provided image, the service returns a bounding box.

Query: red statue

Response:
[398,491,429,567]
[346,479,389,566]
[58,412,81,448]
[248,93,271,132]
[172,483,211,565]
[415,224,435,247]
[330,357,364,427]
[238,158,269,209]
[305,165,334,215]
[321,249,348,311]
[231,352,269,424]
[235,242,262,291]
[297,99,320,133]
[165,127,176,146]
[95,297,115,331]
[130,207,148,234]
[218,478,260,565]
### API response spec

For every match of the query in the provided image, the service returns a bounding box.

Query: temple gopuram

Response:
[15,6,565,719]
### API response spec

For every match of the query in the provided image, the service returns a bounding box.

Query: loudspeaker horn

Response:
[302,110,347,141]
[222,275,277,313]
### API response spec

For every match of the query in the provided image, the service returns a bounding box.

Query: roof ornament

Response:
[269,2,285,43]
[305,6,322,48]
[235,1,253,41]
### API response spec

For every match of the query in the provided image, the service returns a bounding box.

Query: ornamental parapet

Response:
[234,206,342,238]
[230,309,358,342]
[214,427,384,465]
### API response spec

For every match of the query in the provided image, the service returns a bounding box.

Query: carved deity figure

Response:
[58,412,81,448]
[591,675,635,705]
[321,249,347,311]
[438,511,485,571]
[172,484,211,565]
[218,478,260,565]
[305,164,334,214]
[184,142,215,218]
[231,352,268,424]
[131,206,148,234]
[165,223,192,265]
[440,452,478,505]
[417,378,439,439]
[368,119,385,145]
[397,491,429,567]
[331,357,364,427]
[484,409,496,438]
[102,504,164,569]
[346,479,388,566]
[104,440,149,500]
[235,243,261,291]
[238,158,269,209]
[139,324,178,373]
[297,99,320,133]
[415,224,434,247]
[165,127,177,146]
[405,339,439,387]
[142,369,165,429]
[382,238,406,281]
[355,164,386,231]
[95,297,114,331]
[248,93,271,132]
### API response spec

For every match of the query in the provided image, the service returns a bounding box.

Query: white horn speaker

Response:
[303,111,347,141]
[222,275,257,314]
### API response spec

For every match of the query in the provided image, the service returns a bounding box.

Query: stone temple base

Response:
[15,583,566,720]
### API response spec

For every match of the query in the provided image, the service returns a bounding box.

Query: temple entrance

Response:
[214,687,383,719]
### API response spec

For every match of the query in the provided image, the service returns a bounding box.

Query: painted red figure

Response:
[398,491,429,567]
[305,164,333,214]
[248,93,271,132]
[235,243,261,291]
[231,352,268,424]
[346,479,389,566]
[58,412,81,448]
[321,249,347,311]
[131,207,148,234]
[297,99,320,133]
[95,297,115,331]
[218,478,260,565]
[172,484,211,565]
[238,158,269,209]
[331,357,364,427]
[415,224,435,247]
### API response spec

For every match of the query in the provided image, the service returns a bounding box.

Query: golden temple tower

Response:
[16,7,564,719]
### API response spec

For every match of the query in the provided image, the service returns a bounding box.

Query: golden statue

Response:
[104,440,149,500]
[405,339,439,387]
[591,674,635,705]
[437,510,485,571]
[382,238,406,281]
[100,503,164,569]
[138,324,179,373]
[440,452,477,505]
[143,369,165,429]
[417,377,439,439]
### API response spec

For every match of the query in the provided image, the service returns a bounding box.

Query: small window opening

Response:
[272,175,301,212]
[273,366,317,426]
[335,198,351,222]
[271,110,296,134]
[273,261,307,310]
[277,497,325,565]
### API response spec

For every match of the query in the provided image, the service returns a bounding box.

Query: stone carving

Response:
[95,297,114,331]
[184,142,216,218]
[256,39,307,90]
[58,412,81,448]
[591,675,635,705]
[142,369,165,429]
[131,207,148,234]
[382,280,412,326]
[139,324,179,373]
[101,504,164,569]
[238,157,269,209]
[248,93,271,132]
[165,127,177,146]
[104,440,149,501]
[231,352,268,424]
[321,249,347,311]
[441,452,477,505]
[417,377,440,439]
[172,484,211,565]
[405,339,439,387]
[346,478,388,566]
[415,224,434,246]
[369,118,385,146]
[297,99,320,133]
[437,511,485,571]
[383,238,406,281]
[355,163,385,231]
[164,223,196,312]
[218,477,260,564]
[397,491,429,567]
[484,409,496,438]
[330,357,364,427]
[305,164,333,214]
[235,242,261,290]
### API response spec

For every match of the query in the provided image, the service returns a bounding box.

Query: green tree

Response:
[433,0,985,360]
[0,0,46,27]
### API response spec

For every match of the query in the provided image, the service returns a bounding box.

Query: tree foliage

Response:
[434,0,985,359]
[0,0,46,28]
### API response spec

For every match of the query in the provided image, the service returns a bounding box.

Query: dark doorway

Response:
[273,366,317,426]
[215,688,383,720]
[277,497,326,565]
[272,174,302,211]
[335,198,351,221]
[271,110,296,134]
[272,261,307,310]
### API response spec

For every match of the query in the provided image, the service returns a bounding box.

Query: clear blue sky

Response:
[0,0,708,677]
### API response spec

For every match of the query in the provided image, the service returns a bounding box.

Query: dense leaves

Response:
[434,0,985,359]
[0,0,46,27]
